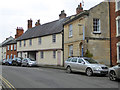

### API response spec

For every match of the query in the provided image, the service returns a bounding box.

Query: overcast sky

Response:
[0,0,104,43]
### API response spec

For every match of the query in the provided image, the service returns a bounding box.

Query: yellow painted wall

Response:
[17,33,62,51]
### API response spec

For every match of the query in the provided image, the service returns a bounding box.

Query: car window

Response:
[71,58,77,63]
[84,58,98,64]
[66,58,71,62]
[29,58,35,61]
[78,58,83,63]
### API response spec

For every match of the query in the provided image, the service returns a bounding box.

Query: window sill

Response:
[116,34,120,37]
[69,36,73,38]
[93,31,101,34]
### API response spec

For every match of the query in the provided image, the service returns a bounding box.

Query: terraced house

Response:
[64,2,111,66]
[16,11,68,66]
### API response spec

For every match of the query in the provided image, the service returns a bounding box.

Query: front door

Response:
[57,50,61,66]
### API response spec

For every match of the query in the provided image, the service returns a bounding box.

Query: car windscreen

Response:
[29,58,35,61]
[84,58,98,64]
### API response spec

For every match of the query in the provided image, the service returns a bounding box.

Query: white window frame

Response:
[116,16,120,37]
[14,55,16,59]
[69,24,73,37]
[14,44,16,50]
[11,54,13,59]
[11,45,13,51]
[7,55,9,59]
[69,45,73,57]
[117,42,120,63]
[8,45,9,51]
[93,18,101,34]
[116,0,120,12]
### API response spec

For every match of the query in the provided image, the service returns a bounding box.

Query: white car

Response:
[108,64,120,81]
[21,58,37,67]
[65,57,108,76]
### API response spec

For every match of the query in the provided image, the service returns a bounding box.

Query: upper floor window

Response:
[69,24,73,37]
[52,34,56,43]
[116,0,120,11]
[29,39,32,46]
[24,40,26,47]
[93,18,101,34]
[19,41,22,47]
[11,45,13,51]
[14,44,16,50]
[69,45,73,57]
[38,37,41,45]
[7,45,9,51]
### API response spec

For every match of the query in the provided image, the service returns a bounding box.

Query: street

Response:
[1,65,119,88]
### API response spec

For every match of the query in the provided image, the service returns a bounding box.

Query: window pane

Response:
[118,19,120,34]
[71,58,77,62]
[53,51,56,58]
[41,51,44,59]
[118,1,120,10]
[52,34,56,43]
[39,37,41,44]
[69,24,73,37]
[69,45,73,56]
[93,19,100,32]
[119,46,120,60]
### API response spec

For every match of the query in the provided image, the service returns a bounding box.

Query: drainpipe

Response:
[109,1,112,67]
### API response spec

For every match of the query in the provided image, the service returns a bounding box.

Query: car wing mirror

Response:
[82,62,85,64]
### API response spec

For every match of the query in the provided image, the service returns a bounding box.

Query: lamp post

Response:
[78,24,85,57]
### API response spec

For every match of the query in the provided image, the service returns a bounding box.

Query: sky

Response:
[0,0,104,43]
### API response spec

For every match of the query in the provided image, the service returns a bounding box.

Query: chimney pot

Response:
[59,10,67,19]
[76,2,83,14]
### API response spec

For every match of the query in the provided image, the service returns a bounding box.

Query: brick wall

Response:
[6,44,17,59]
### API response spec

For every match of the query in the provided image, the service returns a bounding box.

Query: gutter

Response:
[109,2,112,67]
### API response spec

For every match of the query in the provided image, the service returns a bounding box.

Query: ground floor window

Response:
[7,55,9,59]
[53,51,56,59]
[117,43,120,63]
[40,51,44,59]
[69,45,73,57]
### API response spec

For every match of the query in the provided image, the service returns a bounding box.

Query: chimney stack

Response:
[59,10,67,19]
[15,27,24,38]
[76,3,83,14]
[35,19,41,26]
[28,19,32,29]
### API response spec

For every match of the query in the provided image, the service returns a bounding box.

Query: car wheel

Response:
[66,66,72,73]
[86,68,93,76]
[27,63,29,67]
[109,71,117,81]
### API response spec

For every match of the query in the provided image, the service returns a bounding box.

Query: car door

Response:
[22,59,26,65]
[70,58,78,71]
[76,58,86,72]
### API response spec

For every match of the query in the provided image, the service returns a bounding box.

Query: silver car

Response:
[108,64,120,81]
[65,57,108,76]
[21,58,37,67]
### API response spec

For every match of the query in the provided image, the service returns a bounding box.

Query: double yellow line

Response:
[0,75,16,90]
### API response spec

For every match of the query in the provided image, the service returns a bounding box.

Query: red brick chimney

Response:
[59,10,67,19]
[15,27,24,39]
[76,3,83,14]
[28,19,32,29]
[35,19,41,26]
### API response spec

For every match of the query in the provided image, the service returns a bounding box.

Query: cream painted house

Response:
[17,11,68,66]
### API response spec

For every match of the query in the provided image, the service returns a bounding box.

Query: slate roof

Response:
[6,39,17,45]
[17,18,69,41]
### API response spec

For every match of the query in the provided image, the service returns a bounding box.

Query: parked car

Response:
[2,59,7,65]
[5,59,13,65]
[65,57,108,76]
[12,57,23,66]
[108,64,120,81]
[21,58,37,67]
